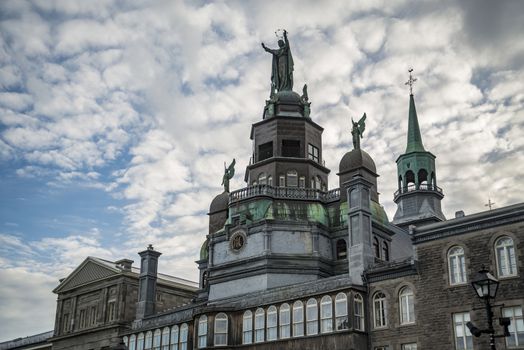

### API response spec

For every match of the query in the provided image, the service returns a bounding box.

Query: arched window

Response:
[254,308,265,343]
[279,303,291,339]
[336,239,347,260]
[123,336,129,348]
[153,329,161,350]
[179,324,188,350]
[354,293,364,331]
[267,175,273,186]
[320,295,333,333]
[495,236,517,277]
[373,292,387,328]
[161,327,169,350]
[373,237,380,259]
[279,174,285,187]
[129,334,136,350]
[335,293,348,330]
[306,298,318,335]
[214,313,228,346]
[170,325,179,350]
[382,242,389,261]
[299,176,305,188]
[242,310,253,344]
[287,170,298,187]
[405,170,415,191]
[258,172,267,185]
[267,305,278,341]
[418,169,428,189]
[197,315,207,348]
[399,287,415,324]
[398,175,403,191]
[137,332,144,350]
[145,331,153,350]
[448,246,467,285]
[292,301,304,337]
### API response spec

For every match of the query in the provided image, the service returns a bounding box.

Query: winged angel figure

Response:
[351,113,366,150]
[221,158,236,193]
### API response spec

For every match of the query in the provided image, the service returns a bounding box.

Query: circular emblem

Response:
[230,231,247,252]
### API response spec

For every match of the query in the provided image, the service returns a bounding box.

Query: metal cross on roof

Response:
[485,198,495,210]
[405,68,417,95]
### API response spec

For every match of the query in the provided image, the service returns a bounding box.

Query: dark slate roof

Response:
[0,331,53,350]
[209,191,229,214]
[338,148,377,175]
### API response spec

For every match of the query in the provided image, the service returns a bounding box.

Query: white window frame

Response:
[402,344,418,350]
[137,332,144,350]
[335,293,348,331]
[129,334,136,350]
[292,301,304,337]
[495,236,518,277]
[214,313,228,346]
[448,246,467,285]
[255,308,265,343]
[266,305,278,341]
[320,295,333,333]
[279,303,291,339]
[243,310,253,344]
[170,325,179,350]
[258,172,267,185]
[179,324,188,350]
[197,315,207,349]
[286,170,298,187]
[373,292,387,328]
[153,329,161,350]
[354,293,365,331]
[399,287,415,325]
[144,330,153,350]
[453,312,473,350]
[503,306,524,348]
[306,298,318,335]
[161,327,169,350]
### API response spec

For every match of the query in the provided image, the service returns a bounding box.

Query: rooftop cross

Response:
[485,198,495,210]
[405,68,417,95]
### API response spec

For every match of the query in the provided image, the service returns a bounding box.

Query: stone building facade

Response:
[2,41,523,350]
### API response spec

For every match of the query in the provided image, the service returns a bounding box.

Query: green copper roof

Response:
[405,94,425,153]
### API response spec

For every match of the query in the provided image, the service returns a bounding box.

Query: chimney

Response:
[136,244,161,319]
[455,210,465,218]
[115,259,133,271]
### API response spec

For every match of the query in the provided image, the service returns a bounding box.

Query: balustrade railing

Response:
[393,183,443,197]
[229,185,341,203]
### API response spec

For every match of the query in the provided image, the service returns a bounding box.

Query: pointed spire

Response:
[405,93,425,153]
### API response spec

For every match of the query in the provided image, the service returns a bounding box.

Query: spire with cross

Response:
[405,68,417,95]
[485,198,495,210]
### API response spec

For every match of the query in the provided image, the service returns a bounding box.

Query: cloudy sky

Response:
[1,0,523,341]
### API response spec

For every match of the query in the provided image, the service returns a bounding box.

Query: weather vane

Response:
[405,68,417,95]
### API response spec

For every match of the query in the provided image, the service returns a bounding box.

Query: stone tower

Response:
[393,92,445,229]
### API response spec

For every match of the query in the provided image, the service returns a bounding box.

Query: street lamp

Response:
[466,267,511,350]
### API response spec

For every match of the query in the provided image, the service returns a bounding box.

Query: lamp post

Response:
[467,267,511,350]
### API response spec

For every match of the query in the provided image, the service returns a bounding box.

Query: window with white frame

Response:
[145,330,153,350]
[306,298,318,335]
[448,246,467,285]
[279,175,285,187]
[335,293,348,330]
[129,334,136,350]
[503,306,524,348]
[137,332,144,350]
[354,293,364,331]
[179,324,188,350]
[258,172,267,185]
[255,308,265,343]
[299,176,305,188]
[267,305,278,341]
[170,325,179,350]
[495,236,517,277]
[293,301,304,337]
[373,292,387,328]
[321,295,333,333]
[399,287,415,324]
[308,143,319,162]
[198,315,207,348]
[453,312,473,350]
[280,303,291,338]
[153,329,161,350]
[214,313,228,346]
[267,175,273,186]
[402,344,417,350]
[123,336,129,348]
[243,310,253,344]
[287,170,298,187]
[161,327,169,350]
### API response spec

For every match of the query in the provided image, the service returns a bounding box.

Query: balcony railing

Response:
[393,183,443,198]
[229,185,341,203]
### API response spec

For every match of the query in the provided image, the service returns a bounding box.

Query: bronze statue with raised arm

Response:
[261,30,294,93]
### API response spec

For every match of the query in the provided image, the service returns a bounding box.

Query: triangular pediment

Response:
[53,257,121,293]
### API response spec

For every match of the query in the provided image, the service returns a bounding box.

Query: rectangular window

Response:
[79,309,86,329]
[503,306,524,348]
[282,140,301,157]
[90,306,97,326]
[402,344,417,350]
[63,313,69,333]
[307,144,319,162]
[107,301,116,322]
[279,175,285,187]
[258,142,273,161]
[453,312,473,350]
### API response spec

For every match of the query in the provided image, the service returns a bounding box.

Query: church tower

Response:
[393,70,445,229]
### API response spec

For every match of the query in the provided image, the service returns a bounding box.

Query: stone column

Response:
[344,175,374,284]
[136,245,161,319]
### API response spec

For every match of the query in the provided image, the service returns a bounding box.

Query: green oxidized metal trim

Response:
[405,94,426,153]
[200,239,209,260]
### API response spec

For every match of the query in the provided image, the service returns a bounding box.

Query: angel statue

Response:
[221,158,236,193]
[351,113,367,150]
